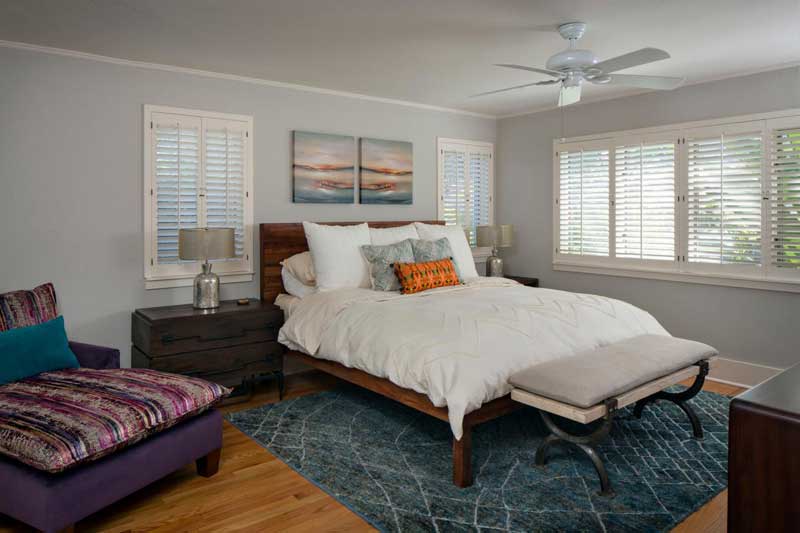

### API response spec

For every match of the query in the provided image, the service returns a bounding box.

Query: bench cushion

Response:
[509,334,717,408]
[0,368,229,472]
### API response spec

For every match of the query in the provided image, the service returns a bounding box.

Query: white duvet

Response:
[278,278,669,439]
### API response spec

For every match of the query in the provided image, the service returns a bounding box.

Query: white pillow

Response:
[281,267,317,299]
[280,251,316,285]
[414,222,479,279]
[369,223,419,245]
[303,222,371,291]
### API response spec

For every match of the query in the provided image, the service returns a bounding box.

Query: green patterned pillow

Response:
[360,239,415,291]
[410,238,464,282]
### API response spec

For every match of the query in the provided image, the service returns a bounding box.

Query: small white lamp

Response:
[179,228,235,309]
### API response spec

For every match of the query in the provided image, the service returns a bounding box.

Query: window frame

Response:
[436,137,495,248]
[143,105,254,289]
[552,108,800,294]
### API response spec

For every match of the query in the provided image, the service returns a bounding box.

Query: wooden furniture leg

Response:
[453,425,473,487]
[196,448,221,477]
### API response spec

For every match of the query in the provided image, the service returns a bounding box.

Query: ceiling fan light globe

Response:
[545,49,598,72]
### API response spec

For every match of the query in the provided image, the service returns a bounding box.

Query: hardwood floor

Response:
[0,372,744,533]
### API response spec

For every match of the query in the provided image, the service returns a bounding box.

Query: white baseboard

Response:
[707,357,783,388]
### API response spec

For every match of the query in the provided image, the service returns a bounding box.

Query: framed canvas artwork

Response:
[293,131,356,203]
[359,138,413,204]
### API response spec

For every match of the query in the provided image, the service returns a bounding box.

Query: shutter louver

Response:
[439,142,493,246]
[615,142,675,260]
[687,132,762,265]
[559,148,609,256]
[769,124,800,270]
[154,116,200,264]
[205,121,247,259]
[469,151,492,245]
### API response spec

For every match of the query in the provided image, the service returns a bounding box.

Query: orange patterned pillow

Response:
[393,258,462,295]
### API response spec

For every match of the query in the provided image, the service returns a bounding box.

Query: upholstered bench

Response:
[509,334,718,496]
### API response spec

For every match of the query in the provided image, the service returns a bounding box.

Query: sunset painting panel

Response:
[293,131,355,203]
[360,138,413,204]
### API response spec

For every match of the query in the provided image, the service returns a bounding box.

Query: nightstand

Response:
[505,275,539,287]
[131,299,285,398]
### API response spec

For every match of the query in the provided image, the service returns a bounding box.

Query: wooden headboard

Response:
[259,221,444,303]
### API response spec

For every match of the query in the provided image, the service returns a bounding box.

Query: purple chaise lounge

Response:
[0,285,226,533]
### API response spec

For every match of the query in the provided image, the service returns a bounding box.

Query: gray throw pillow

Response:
[410,237,463,282]
[360,239,415,291]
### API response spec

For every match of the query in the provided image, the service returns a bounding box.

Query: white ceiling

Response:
[1,0,799,117]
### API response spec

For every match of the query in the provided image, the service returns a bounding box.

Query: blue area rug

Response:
[227,385,729,532]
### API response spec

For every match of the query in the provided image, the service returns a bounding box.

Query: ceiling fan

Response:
[474,22,684,107]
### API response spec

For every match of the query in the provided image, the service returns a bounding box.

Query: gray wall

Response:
[497,67,800,369]
[0,46,496,366]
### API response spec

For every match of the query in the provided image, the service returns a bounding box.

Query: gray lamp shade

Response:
[178,228,235,261]
[476,225,514,248]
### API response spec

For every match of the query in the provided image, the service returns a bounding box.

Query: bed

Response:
[260,221,668,487]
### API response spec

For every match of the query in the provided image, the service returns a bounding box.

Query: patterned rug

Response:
[226,385,729,532]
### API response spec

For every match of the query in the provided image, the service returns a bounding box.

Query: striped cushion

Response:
[0,283,58,332]
[393,258,461,295]
[0,368,230,472]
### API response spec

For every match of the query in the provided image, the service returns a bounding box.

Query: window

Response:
[437,138,494,245]
[144,105,253,288]
[557,143,609,256]
[553,109,800,292]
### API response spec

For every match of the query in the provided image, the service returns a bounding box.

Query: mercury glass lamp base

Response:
[486,253,504,277]
[194,262,220,309]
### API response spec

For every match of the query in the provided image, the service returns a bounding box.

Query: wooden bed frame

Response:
[260,221,521,487]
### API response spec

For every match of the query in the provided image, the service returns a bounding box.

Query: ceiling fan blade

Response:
[605,74,684,90]
[470,80,556,98]
[558,84,581,107]
[593,48,670,74]
[494,63,563,78]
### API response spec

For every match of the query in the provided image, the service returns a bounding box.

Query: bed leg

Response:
[453,426,473,488]
[196,448,221,477]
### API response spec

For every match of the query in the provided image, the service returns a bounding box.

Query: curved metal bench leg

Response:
[633,360,709,440]
[534,399,617,496]
[576,443,613,497]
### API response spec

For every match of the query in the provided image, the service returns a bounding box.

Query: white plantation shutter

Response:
[685,127,763,267]
[438,140,494,246]
[768,118,800,275]
[557,146,609,256]
[152,114,201,264]
[145,106,253,284]
[615,140,676,261]
[205,119,247,259]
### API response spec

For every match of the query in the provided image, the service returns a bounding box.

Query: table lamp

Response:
[179,228,235,309]
[476,224,514,277]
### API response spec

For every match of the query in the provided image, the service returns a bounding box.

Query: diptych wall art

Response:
[292,131,356,204]
[292,131,412,204]
[359,138,413,205]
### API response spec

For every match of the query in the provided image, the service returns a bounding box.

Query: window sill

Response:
[145,272,254,290]
[553,261,800,294]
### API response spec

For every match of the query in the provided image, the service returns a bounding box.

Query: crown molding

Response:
[0,39,496,120]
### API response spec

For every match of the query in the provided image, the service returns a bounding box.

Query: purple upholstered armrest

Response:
[68,341,121,369]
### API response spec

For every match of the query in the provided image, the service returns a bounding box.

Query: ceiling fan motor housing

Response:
[545,48,598,74]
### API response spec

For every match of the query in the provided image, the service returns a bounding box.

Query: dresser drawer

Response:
[132,342,283,384]
[132,308,282,357]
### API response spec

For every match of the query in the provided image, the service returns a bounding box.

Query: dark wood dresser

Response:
[505,275,539,287]
[729,364,800,532]
[131,300,284,397]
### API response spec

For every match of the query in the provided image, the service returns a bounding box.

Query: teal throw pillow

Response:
[0,316,79,384]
